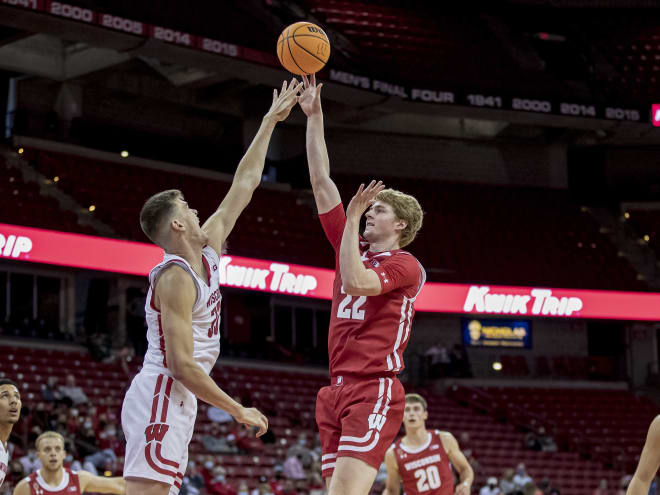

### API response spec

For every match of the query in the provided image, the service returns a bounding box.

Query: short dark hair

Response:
[140,189,181,244]
[0,379,18,388]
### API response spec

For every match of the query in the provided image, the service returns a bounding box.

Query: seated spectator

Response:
[208,405,234,424]
[537,477,551,495]
[425,341,452,378]
[227,424,265,454]
[283,453,306,481]
[202,424,238,454]
[41,377,62,403]
[523,481,542,495]
[514,464,533,492]
[236,481,251,495]
[500,469,516,495]
[286,433,314,468]
[18,450,41,474]
[58,374,88,405]
[537,427,557,452]
[593,479,610,495]
[481,477,501,495]
[281,480,298,495]
[180,461,206,495]
[207,466,235,495]
[251,476,274,495]
[524,431,541,451]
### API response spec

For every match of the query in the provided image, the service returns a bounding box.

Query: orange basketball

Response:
[277,22,330,75]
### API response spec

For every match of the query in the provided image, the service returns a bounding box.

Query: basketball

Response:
[277,21,330,75]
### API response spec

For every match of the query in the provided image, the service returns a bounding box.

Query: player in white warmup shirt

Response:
[0,378,22,488]
[121,78,303,495]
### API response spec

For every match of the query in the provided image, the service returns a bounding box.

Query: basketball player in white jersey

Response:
[13,431,125,495]
[0,378,21,488]
[121,78,303,495]
[627,415,660,495]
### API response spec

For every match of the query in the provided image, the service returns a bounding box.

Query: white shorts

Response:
[121,372,197,495]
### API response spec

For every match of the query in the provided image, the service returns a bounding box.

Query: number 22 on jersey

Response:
[337,286,366,320]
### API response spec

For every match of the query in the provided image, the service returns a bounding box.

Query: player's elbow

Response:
[235,169,261,191]
[343,279,365,296]
[309,171,331,190]
[168,356,196,382]
[344,279,380,296]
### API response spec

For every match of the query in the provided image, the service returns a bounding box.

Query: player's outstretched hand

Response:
[346,180,385,220]
[265,78,304,123]
[299,73,323,118]
[234,406,269,437]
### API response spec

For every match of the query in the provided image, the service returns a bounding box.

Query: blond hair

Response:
[374,189,423,248]
[405,393,427,411]
[35,431,65,450]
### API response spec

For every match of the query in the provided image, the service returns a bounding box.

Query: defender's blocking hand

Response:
[265,78,303,123]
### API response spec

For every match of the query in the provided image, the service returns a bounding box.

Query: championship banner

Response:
[3,223,660,321]
[462,318,532,349]
[0,0,651,123]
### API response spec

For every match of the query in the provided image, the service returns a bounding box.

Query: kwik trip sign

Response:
[3,223,660,321]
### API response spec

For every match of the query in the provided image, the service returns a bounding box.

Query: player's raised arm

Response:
[340,181,385,296]
[441,432,474,495]
[382,447,402,495]
[300,74,342,214]
[78,471,126,494]
[158,265,268,436]
[627,415,660,495]
[202,78,302,254]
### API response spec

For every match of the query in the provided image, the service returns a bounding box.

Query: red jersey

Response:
[319,203,425,378]
[27,468,81,495]
[392,430,454,495]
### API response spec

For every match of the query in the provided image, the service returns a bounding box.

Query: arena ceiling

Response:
[0,1,658,148]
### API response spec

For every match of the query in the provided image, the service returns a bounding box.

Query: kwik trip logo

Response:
[218,257,318,295]
[463,286,583,316]
[0,234,32,258]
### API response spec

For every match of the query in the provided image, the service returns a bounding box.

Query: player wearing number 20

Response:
[299,74,426,495]
[383,394,473,495]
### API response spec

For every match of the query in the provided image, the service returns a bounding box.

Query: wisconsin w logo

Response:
[145,423,169,443]
[368,413,387,431]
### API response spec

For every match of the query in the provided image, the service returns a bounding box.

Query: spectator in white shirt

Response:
[58,374,88,405]
[481,477,501,495]
[514,464,533,492]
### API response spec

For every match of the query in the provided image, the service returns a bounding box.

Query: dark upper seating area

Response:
[19,148,648,290]
[627,208,660,259]
[304,0,519,88]
[0,155,96,235]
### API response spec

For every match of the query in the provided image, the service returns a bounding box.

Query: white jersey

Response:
[0,441,8,487]
[142,245,222,376]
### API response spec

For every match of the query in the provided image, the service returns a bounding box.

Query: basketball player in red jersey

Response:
[121,78,302,495]
[300,74,426,495]
[383,394,473,495]
[13,432,125,495]
[627,415,659,495]
[0,378,21,488]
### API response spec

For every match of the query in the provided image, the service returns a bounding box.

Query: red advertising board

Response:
[2,223,660,320]
[652,104,660,127]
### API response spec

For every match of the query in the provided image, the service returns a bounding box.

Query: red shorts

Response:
[315,375,404,478]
